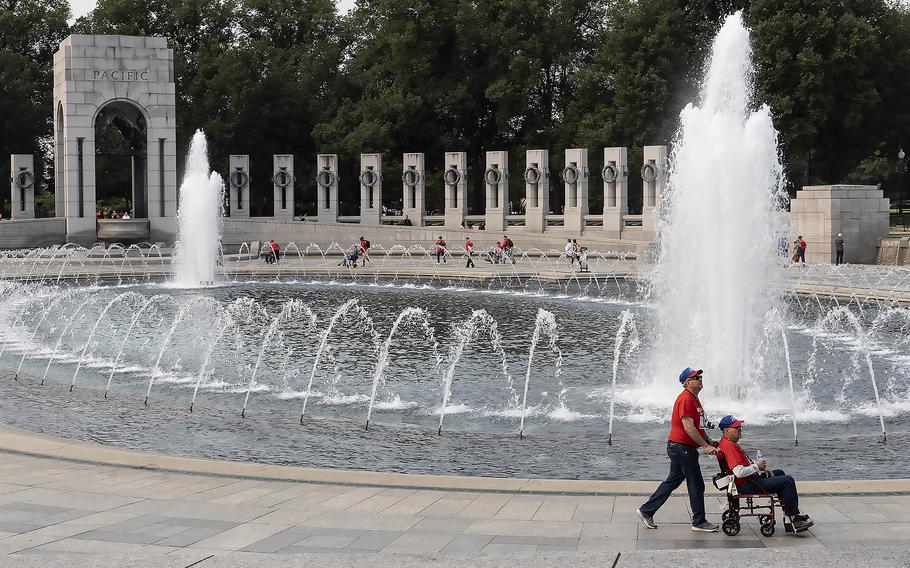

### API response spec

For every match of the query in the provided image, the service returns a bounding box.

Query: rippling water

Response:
[0,278,907,480]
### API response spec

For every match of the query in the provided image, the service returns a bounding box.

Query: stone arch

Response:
[93,99,150,219]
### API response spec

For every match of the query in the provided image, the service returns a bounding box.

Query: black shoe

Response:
[691,521,719,532]
[792,517,814,532]
[636,509,657,529]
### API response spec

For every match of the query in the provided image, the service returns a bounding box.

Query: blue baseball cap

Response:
[718,415,744,430]
[679,367,703,383]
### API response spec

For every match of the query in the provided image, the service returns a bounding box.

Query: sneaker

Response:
[792,517,814,532]
[794,514,811,522]
[636,508,657,529]
[691,521,719,532]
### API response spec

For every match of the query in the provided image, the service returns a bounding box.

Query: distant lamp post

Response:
[900,148,907,228]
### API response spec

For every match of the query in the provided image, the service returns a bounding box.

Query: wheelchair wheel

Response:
[760,521,776,537]
[722,518,741,536]
[721,510,733,522]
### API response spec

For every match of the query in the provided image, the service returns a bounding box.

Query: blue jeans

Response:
[640,442,706,525]
[738,470,801,516]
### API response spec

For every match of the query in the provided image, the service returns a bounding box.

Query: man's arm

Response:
[732,463,762,478]
[681,417,716,454]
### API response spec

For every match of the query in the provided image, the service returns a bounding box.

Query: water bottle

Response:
[755,450,764,463]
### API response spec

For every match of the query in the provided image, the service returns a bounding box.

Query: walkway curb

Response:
[2,424,908,496]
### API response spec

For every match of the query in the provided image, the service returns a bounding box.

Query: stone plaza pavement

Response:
[0,427,908,566]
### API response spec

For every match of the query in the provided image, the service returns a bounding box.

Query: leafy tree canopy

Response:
[1,0,908,216]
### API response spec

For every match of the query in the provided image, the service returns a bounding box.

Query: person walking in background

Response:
[434,236,447,263]
[269,240,280,264]
[359,236,372,267]
[564,238,575,266]
[793,235,807,263]
[637,367,719,533]
[834,233,845,265]
[501,235,515,264]
[464,237,475,268]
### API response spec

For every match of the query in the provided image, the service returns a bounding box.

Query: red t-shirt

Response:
[667,389,706,447]
[718,436,754,486]
[270,242,279,251]
[435,240,446,253]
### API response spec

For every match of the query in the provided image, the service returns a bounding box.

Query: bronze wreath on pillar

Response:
[523,165,542,185]
[317,168,337,188]
[272,168,292,188]
[641,163,658,183]
[483,166,502,186]
[443,166,462,187]
[602,164,619,184]
[402,167,421,187]
[229,168,249,189]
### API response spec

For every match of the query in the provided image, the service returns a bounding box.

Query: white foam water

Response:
[647,11,787,405]
[174,130,224,287]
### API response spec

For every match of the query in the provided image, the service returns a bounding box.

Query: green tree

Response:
[746,0,909,194]
[76,0,342,216]
[0,0,70,216]
[567,0,749,212]
[315,0,607,214]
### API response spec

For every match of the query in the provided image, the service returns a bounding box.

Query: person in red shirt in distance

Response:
[637,367,719,532]
[717,415,814,532]
[434,236,447,264]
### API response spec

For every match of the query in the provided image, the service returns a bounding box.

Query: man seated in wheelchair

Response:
[717,415,814,532]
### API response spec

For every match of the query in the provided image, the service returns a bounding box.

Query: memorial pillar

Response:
[443,151,467,229]
[562,148,589,235]
[10,154,36,220]
[402,152,425,226]
[272,154,294,220]
[524,150,549,233]
[359,153,382,225]
[641,145,667,241]
[602,147,628,238]
[316,153,339,223]
[484,151,508,232]
[228,155,250,218]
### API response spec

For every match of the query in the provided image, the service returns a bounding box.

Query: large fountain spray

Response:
[174,130,224,287]
[647,12,788,402]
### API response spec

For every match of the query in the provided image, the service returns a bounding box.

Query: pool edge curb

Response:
[2,423,908,496]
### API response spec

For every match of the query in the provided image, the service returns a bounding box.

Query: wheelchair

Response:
[712,450,794,537]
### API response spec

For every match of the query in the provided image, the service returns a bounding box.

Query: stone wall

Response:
[789,185,890,264]
[0,219,66,248]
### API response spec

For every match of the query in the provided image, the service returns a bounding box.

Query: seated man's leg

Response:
[743,475,800,516]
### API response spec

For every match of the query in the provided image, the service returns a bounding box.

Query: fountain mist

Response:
[647,11,787,403]
[174,130,224,287]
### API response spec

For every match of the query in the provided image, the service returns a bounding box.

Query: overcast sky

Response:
[68,0,357,21]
